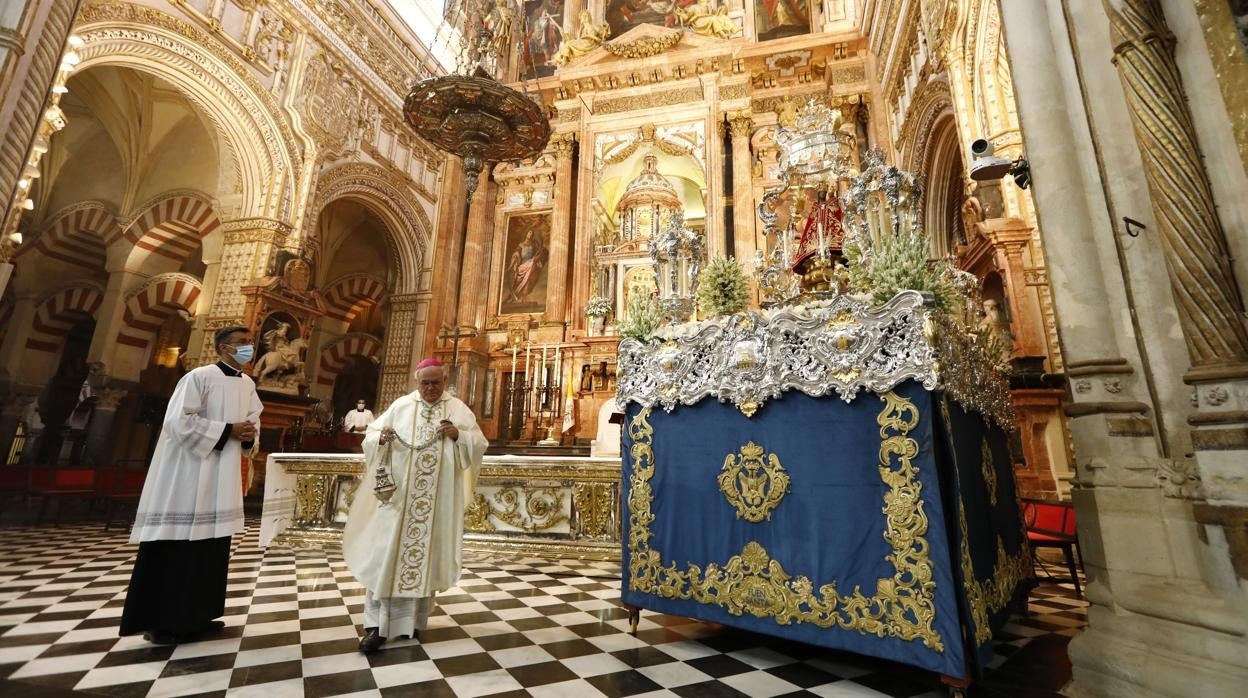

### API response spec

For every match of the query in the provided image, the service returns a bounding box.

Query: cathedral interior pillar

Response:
[544,133,576,328]
[728,111,757,269]
[377,292,430,410]
[196,220,289,365]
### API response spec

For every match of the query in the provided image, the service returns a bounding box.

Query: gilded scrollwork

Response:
[574,483,616,538]
[467,486,571,533]
[981,438,998,507]
[294,474,330,526]
[627,393,945,650]
[718,442,790,523]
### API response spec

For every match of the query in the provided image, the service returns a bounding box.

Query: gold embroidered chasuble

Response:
[343,392,488,598]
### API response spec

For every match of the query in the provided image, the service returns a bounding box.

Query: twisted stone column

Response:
[1108,0,1248,371]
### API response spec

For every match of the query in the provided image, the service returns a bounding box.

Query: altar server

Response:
[120,326,262,645]
[344,399,376,432]
[343,359,487,652]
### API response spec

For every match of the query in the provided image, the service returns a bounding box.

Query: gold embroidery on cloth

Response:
[397,402,444,593]
[981,437,998,507]
[718,442,790,523]
[957,502,1031,645]
[939,396,1030,645]
[627,392,944,650]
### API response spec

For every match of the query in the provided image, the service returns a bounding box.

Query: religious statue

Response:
[485,0,513,60]
[253,9,292,65]
[552,11,611,65]
[254,319,309,389]
[977,298,1014,355]
[676,0,739,39]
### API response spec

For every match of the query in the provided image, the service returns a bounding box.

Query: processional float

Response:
[615,99,1027,694]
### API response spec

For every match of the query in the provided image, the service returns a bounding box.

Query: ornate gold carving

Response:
[574,482,615,538]
[552,10,610,65]
[626,393,944,650]
[1109,0,1248,367]
[604,28,682,59]
[551,132,576,159]
[398,423,442,593]
[465,494,496,532]
[981,438,997,507]
[718,442,790,523]
[295,474,330,526]
[595,87,704,115]
[726,109,754,140]
[468,486,570,532]
[720,83,749,100]
[676,0,740,39]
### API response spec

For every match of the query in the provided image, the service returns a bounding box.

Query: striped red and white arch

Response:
[316,333,382,386]
[323,273,387,323]
[115,274,203,350]
[25,284,105,353]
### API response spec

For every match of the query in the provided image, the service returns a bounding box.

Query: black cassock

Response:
[119,537,231,636]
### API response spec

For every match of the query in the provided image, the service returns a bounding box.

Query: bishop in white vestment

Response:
[120,326,263,645]
[343,360,487,652]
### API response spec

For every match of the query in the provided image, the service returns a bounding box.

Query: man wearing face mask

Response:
[120,326,263,645]
[344,399,375,433]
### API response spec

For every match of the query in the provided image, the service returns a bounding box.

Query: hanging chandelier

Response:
[403,0,552,200]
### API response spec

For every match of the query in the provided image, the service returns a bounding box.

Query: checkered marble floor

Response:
[0,520,1086,697]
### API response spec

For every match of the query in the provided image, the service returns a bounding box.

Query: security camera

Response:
[969,139,1013,181]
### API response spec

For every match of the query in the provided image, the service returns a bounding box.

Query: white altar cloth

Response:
[260,452,363,547]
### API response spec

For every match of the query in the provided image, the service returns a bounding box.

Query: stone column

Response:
[377,292,430,409]
[87,267,143,381]
[196,219,289,364]
[82,387,127,465]
[1107,0,1248,375]
[727,111,757,267]
[545,133,576,327]
[425,158,467,358]
[568,137,596,333]
[0,295,37,385]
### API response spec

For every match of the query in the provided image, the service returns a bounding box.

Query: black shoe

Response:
[143,630,179,646]
[358,628,385,653]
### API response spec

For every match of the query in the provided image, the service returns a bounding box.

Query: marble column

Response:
[0,295,37,386]
[545,133,576,328]
[82,387,127,465]
[426,158,467,358]
[458,177,496,334]
[984,219,1046,359]
[377,292,430,409]
[87,267,143,383]
[727,111,757,267]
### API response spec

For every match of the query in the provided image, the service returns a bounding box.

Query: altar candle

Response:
[541,345,548,388]
[554,348,561,385]
[817,216,826,256]
[510,345,518,384]
[524,342,531,384]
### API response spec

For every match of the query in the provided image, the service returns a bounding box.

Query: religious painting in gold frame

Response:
[754,0,812,42]
[522,0,564,79]
[499,212,552,316]
[605,0,681,39]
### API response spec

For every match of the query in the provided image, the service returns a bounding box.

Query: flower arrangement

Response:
[618,294,662,342]
[844,230,957,311]
[696,256,751,318]
[584,296,613,318]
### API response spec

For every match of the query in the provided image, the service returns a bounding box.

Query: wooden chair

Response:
[1021,497,1082,598]
[31,466,97,525]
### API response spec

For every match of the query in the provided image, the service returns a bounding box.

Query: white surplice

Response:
[342,391,487,635]
[130,364,263,543]
[343,408,375,432]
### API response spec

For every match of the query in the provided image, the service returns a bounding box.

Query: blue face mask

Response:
[232,345,255,364]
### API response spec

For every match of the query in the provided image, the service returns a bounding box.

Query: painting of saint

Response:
[499,213,551,315]
[754,0,811,42]
[605,0,688,39]
[523,0,564,79]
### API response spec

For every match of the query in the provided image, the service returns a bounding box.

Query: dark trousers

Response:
[119,537,231,636]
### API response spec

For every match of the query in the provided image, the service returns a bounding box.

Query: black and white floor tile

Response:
[0,520,1085,697]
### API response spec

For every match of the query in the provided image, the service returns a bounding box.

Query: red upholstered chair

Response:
[31,466,97,525]
[1022,497,1082,598]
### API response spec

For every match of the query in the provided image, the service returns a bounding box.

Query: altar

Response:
[259,451,622,561]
